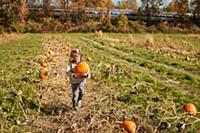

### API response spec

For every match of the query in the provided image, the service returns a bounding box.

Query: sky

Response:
[112,0,173,7]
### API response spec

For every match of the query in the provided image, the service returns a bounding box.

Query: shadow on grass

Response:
[40,103,71,116]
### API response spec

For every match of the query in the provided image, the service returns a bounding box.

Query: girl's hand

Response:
[73,74,80,78]
[81,73,88,78]
[74,73,88,79]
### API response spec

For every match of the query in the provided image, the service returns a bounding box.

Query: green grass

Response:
[0,34,44,132]
[104,33,200,52]
[64,33,200,132]
[0,33,199,132]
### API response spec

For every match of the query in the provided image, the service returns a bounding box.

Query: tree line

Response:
[0,0,200,33]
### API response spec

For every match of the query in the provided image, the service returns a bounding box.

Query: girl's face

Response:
[73,54,81,63]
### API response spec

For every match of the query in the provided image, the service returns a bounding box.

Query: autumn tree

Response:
[84,0,97,8]
[95,0,113,9]
[117,0,129,9]
[174,0,190,22]
[166,0,179,12]
[71,0,86,15]
[175,0,189,14]
[105,0,113,21]
[116,0,138,11]
[58,0,69,9]
[94,0,113,19]
[0,0,28,29]
[18,0,29,22]
[43,0,51,16]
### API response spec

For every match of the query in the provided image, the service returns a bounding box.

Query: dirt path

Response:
[32,35,124,133]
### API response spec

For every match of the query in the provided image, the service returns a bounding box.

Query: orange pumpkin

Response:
[63,47,71,52]
[41,62,47,68]
[73,62,89,75]
[41,74,47,80]
[40,67,48,80]
[183,103,197,116]
[121,120,136,133]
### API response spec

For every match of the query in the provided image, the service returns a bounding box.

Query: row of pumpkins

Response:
[39,48,198,133]
[40,47,90,80]
[40,61,90,80]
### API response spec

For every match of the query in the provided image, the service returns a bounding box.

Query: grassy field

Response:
[0,33,199,132]
[0,34,44,132]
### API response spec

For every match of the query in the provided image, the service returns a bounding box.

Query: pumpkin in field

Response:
[62,47,71,52]
[73,62,89,75]
[40,63,48,80]
[121,120,136,133]
[40,67,48,80]
[183,103,197,116]
[41,62,47,68]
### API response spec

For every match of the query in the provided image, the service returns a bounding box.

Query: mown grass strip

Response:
[95,37,200,75]
[81,37,200,92]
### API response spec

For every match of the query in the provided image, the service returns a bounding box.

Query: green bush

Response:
[12,23,26,33]
[101,19,116,32]
[70,11,88,25]
[147,25,157,33]
[115,14,128,28]
[129,21,147,33]
[157,21,169,33]
[85,21,99,32]
[25,21,43,33]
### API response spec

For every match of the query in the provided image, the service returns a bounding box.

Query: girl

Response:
[66,49,90,110]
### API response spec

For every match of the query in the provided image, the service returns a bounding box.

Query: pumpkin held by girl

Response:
[73,62,90,75]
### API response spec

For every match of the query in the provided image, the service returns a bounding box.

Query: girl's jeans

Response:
[71,82,84,108]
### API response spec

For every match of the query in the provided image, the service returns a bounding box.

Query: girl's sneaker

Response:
[78,100,82,108]
[73,106,78,111]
